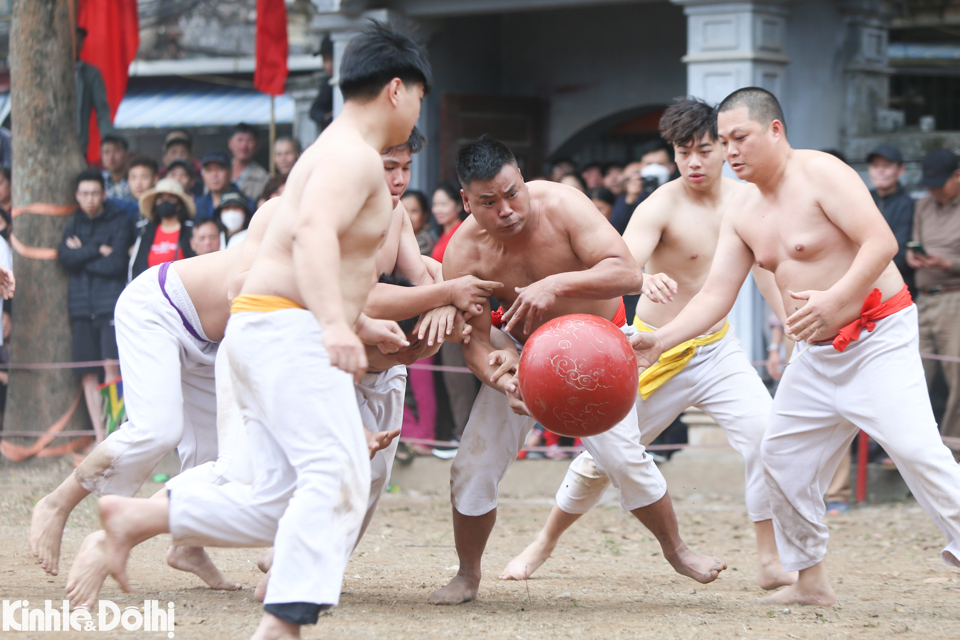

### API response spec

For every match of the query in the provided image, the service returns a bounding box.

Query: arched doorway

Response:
[551,104,668,165]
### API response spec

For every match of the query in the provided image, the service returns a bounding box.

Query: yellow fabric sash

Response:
[633,317,729,400]
[231,294,305,314]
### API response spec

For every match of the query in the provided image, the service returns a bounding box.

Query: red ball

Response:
[517,314,639,438]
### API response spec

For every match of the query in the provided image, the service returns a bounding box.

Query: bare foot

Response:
[664,544,726,584]
[66,531,109,609]
[251,612,300,640]
[428,574,480,605]
[166,545,241,591]
[100,495,165,592]
[758,561,798,591]
[29,495,71,576]
[254,570,270,602]
[257,548,274,574]
[757,582,836,606]
[500,537,554,580]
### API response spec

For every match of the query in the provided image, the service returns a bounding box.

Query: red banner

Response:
[78,0,139,165]
[255,0,289,96]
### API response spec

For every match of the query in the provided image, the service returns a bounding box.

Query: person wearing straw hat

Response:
[129,178,197,280]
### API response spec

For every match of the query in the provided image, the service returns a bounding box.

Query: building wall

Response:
[498,2,687,152]
[781,0,846,153]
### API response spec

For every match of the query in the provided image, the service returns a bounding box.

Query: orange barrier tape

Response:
[0,389,86,462]
[11,204,75,218]
[9,233,58,260]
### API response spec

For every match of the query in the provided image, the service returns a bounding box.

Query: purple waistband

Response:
[158,262,208,343]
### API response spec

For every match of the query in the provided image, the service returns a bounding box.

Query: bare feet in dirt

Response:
[757,561,798,591]
[500,537,553,580]
[251,612,300,640]
[166,545,241,591]
[29,494,70,576]
[664,544,726,584]
[257,548,274,574]
[100,496,146,592]
[428,574,480,605]
[66,531,109,609]
[758,581,836,606]
[254,571,270,602]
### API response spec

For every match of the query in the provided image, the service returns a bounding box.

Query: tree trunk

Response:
[5,0,90,446]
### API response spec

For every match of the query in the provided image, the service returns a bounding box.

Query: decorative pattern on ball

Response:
[517,314,639,438]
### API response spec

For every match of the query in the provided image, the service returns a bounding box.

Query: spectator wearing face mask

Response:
[129,178,196,280]
[213,191,253,249]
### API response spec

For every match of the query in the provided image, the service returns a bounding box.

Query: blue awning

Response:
[114,86,295,129]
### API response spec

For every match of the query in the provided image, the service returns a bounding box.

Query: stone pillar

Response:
[672,0,791,105]
[836,1,894,146]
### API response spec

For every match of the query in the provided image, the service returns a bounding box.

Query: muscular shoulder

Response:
[792,149,855,184]
[301,132,383,190]
[723,180,762,225]
[527,179,599,224]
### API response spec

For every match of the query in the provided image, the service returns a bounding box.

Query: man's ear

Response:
[385,77,404,108]
[461,189,472,215]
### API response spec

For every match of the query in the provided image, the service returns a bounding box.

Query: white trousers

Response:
[169,310,370,608]
[354,366,406,545]
[764,305,960,572]
[451,325,667,517]
[167,340,252,490]
[75,264,218,496]
[556,330,773,522]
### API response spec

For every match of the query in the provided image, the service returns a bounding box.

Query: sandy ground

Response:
[2,458,960,639]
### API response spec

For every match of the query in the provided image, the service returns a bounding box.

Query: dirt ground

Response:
[2,458,960,639]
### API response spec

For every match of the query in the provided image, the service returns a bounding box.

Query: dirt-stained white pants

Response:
[354,366,406,545]
[451,325,667,517]
[169,310,370,608]
[764,305,960,572]
[75,264,218,496]
[556,330,772,522]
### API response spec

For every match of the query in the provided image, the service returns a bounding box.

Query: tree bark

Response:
[6,0,90,442]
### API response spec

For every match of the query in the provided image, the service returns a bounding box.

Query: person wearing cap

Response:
[212,191,252,250]
[75,26,114,154]
[195,150,239,220]
[908,148,960,442]
[160,131,204,197]
[868,144,915,295]
[129,178,196,280]
[228,123,269,203]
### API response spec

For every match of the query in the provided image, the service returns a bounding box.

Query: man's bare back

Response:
[241,122,392,326]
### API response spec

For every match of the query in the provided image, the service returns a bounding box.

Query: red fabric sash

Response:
[491,297,626,329]
[832,284,913,352]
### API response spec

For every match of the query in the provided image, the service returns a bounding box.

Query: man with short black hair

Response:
[868,144,914,294]
[908,148,960,441]
[108,155,158,223]
[190,218,222,256]
[195,151,239,220]
[75,26,114,154]
[430,134,725,606]
[101,134,131,200]
[581,162,604,190]
[229,123,269,203]
[58,169,134,444]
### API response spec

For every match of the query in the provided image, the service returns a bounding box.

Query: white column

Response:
[671,0,792,361]
[672,0,791,104]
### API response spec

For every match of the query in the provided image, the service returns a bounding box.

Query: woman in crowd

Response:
[130,178,195,280]
[430,181,480,453]
[213,191,253,250]
[256,173,287,210]
[401,189,436,256]
[559,172,587,193]
[274,136,301,176]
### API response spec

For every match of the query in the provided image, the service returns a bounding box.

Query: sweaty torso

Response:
[733,150,903,338]
[458,182,620,345]
[634,179,741,334]
[170,248,237,342]
[239,126,392,325]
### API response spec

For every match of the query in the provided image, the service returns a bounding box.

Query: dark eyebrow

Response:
[697,141,713,148]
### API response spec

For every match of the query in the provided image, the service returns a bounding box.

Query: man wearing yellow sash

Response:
[502,97,795,592]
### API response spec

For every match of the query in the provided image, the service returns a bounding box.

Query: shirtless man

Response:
[429,134,725,606]
[96,23,428,640]
[631,87,960,606]
[29,196,282,586]
[501,98,795,591]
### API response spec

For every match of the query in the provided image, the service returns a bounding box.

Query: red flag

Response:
[255,0,289,96]
[78,0,139,165]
